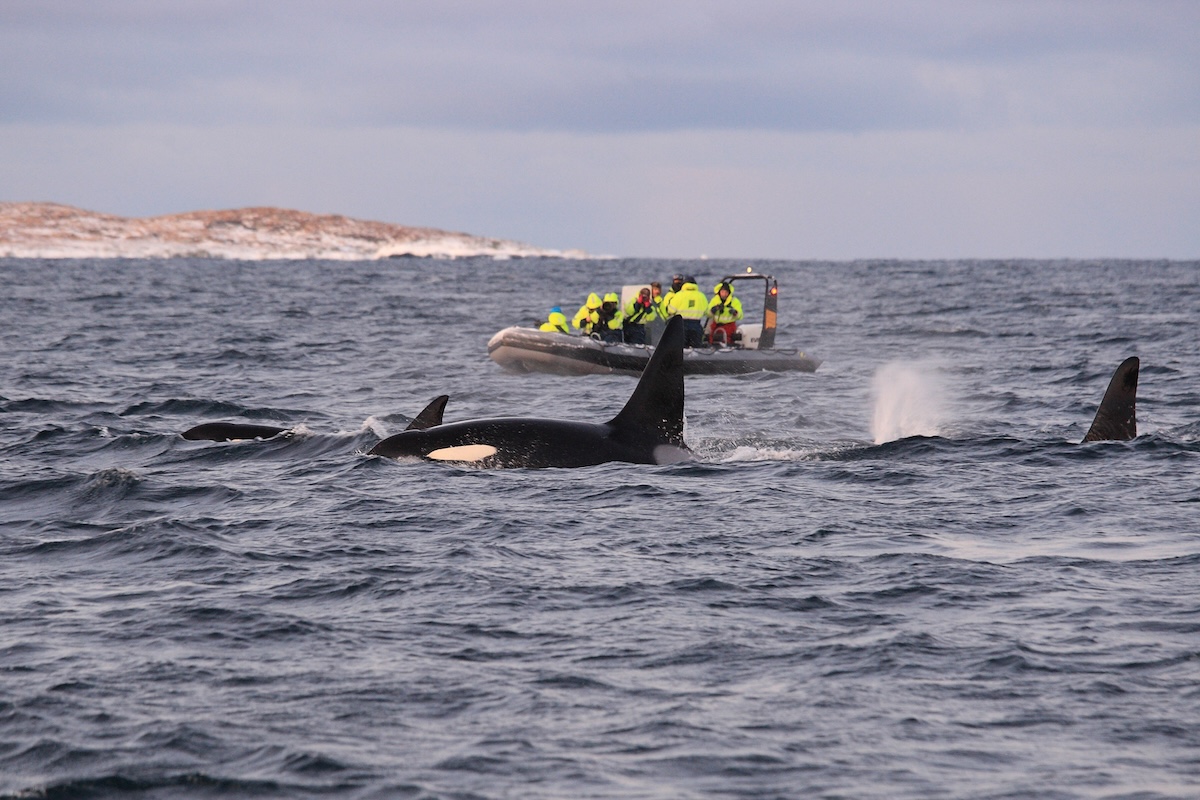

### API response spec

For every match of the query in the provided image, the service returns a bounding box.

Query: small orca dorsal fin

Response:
[405,395,449,431]
[608,315,685,446]
[1082,357,1139,442]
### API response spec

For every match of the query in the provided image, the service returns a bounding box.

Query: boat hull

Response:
[487,327,821,376]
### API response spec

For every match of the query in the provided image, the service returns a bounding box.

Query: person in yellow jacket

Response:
[649,281,665,317]
[596,292,624,343]
[707,281,743,345]
[539,306,570,334]
[659,274,685,320]
[573,293,602,334]
[622,286,658,345]
[665,276,707,347]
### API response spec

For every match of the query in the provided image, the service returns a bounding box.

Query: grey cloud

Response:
[2,0,1198,131]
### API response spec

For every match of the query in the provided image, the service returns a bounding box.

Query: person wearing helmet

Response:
[596,292,624,343]
[622,286,658,345]
[573,292,602,334]
[665,277,708,347]
[539,306,570,334]
[707,282,743,345]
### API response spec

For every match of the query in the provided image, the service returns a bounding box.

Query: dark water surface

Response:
[1,257,1198,799]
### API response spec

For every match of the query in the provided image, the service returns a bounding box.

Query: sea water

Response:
[1,257,1198,799]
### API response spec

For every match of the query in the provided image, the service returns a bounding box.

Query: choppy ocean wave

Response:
[1,257,1198,799]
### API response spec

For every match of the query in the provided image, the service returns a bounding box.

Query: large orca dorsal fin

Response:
[405,395,449,431]
[608,315,685,446]
[1082,357,1139,442]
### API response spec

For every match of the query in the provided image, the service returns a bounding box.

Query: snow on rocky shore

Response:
[0,203,589,260]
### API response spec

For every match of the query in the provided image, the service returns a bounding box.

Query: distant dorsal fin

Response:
[608,315,685,446]
[1082,357,1139,442]
[405,395,449,431]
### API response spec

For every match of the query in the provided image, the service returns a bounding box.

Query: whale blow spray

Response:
[871,361,949,444]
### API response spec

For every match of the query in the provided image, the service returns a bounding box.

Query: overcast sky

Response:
[2,0,1197,258]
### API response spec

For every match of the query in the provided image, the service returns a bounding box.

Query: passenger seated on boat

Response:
[597,293,624,343]
[665,277,708,348]
[539,307,570,334]
[573,293,602,334]
[622,287,657,345]
[707,282,743,346]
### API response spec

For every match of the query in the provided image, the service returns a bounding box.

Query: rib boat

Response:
[487,273,821,377]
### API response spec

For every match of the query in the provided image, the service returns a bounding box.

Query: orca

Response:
[181,422,290,441]
[1081,356,1139,442]
[368,315,690,468]
[182,395,450,442]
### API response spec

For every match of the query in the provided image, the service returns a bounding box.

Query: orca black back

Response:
[367,316,689,467]
[182,395,449,443]
[181,422,290,441]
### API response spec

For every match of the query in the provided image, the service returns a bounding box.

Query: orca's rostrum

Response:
[368,316,691,468]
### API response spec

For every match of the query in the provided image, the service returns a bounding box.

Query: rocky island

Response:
[0,202,588,260]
